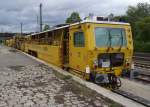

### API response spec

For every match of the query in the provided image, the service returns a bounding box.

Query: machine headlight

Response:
[125,58,130,68]
[93,59,98,69]
[85,65,90,73]
[131,63,135,69]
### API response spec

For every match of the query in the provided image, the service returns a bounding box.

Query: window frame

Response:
[94,27,110,47]
[73,31,85,47]
[109,28,127,47]
[94,27,127,48]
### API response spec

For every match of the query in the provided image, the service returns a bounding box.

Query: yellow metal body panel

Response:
[25,43,62,67]
[69,23,133,76]
[69,24,88,74]
[6,39,15,47]
[20,43,25,51]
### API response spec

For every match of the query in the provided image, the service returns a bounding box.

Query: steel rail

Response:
[112,89,150,107]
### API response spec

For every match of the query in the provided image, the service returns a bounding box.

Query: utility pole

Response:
[21,22,23,36]
[40,3,43,32]
[37,15,39,25]
[36,15,39,32]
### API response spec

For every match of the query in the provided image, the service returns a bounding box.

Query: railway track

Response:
[134,61,150,70]
[112,89,150,107]
[133,71,150,84]
[133,53,150,84]
[133,52,150,69]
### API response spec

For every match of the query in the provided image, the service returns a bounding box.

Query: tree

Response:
[126,3,150,38]
[108,13,114,21]
[135,17,150,42]
[66,12,81,23]
[125,3,150,52]
[127,3,150,23]
[113,15,128,22]
[43,24,50,31]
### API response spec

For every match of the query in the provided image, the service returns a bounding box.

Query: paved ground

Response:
[0,45,120,107]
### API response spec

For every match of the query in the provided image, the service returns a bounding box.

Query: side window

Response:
[74,32,85,47]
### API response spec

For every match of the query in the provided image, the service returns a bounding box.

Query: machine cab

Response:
[69,20,133,85]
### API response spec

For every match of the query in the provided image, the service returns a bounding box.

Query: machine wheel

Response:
[116,77,121,87]
[108,74,122,89]
[89,72,96,82]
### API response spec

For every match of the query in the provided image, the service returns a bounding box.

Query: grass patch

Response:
[9,49,18,53]
[110,103,122,107]
[8,65,24,71]
[63,75,72,80]
[53,70,72,80]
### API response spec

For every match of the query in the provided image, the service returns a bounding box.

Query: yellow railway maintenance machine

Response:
[5,39,15,47]
[19,19,133,89]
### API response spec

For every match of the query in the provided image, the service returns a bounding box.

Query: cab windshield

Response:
[94,27,127,47]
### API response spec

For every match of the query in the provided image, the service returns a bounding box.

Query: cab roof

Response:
[29,20,130,36]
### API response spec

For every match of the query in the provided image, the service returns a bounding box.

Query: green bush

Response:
[134,40,150,52]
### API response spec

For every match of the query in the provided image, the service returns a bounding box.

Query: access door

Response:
[62,28,69,66]
[69,27,87,73]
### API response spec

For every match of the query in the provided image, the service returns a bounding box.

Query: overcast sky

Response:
[0,0,149,33]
